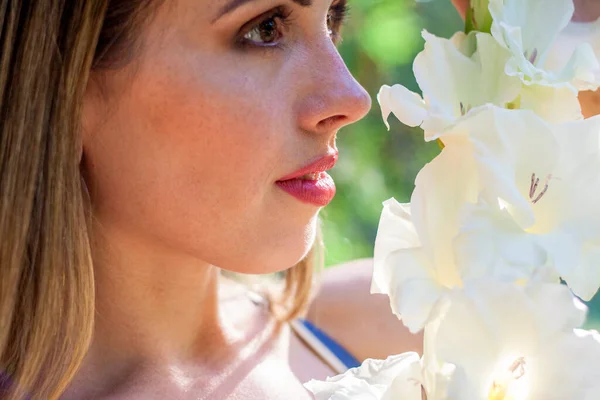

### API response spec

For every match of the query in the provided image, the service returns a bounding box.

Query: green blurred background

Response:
[323,0,600,328]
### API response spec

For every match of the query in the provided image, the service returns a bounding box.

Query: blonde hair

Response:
[0,2,316,398]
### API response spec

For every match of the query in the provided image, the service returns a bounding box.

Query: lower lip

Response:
[275,172,336,207]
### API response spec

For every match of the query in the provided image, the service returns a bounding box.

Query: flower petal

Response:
[410,135,478,286]
[489,0,574,60]
[528,329,600,399]
[547,18,600,86]
[372,198,447,333]
[556,42,600,90]
[436,282,538,398]
[560,239,600,301]
[372,199,420,296]
[377,84,427,131]
[489,0,599,89]
[519,84,582,123]
[454,199,549,282]
[304,353,423,400]
[435,281,588,399]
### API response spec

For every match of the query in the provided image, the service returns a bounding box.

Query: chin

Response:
[220,222,318,275]
[241,242,316,276]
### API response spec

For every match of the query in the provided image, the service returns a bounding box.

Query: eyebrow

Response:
[213,0,313,23]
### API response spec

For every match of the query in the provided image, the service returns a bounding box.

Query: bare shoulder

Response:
[305,258,422,363]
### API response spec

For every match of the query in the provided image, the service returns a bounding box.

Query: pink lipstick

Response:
[276,152,338,207]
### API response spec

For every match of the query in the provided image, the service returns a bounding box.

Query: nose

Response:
[295,40,372,135]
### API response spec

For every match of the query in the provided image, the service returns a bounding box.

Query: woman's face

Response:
[82,0,370,274]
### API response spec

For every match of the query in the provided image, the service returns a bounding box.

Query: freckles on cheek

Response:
[132,56,288,210]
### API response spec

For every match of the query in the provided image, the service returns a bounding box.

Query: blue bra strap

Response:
[296,318,361,370]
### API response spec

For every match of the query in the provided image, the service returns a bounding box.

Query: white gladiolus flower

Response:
[377,31,521,140]
[441,106,600,300]
[372,134,485,332]
[372,135,484,333]
[433,281,600,400]
[375,104,600,335]
[489,0,600,91]
[378,26,584,142]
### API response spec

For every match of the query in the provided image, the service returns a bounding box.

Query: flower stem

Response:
[465,0,493,34]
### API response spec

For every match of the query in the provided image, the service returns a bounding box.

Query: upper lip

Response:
[277,151,339,181]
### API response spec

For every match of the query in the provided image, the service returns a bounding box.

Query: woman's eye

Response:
[243,15,283,45]
[238,3,347,48]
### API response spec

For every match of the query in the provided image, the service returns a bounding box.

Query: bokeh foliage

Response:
[325,0,600,328]
[322,0,460,266]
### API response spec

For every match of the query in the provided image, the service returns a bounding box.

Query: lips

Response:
[275,152,338,207]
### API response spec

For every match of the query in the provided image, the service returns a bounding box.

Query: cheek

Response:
[86,52,317,273]
[144,66,280,209]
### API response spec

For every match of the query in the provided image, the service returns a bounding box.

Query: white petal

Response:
[372,199,420,296]
[527,283,588,332]
[471,32,522,107]
[413,31,478,115]
[557,42,600,90]
[529,329,600,399]
[519,84,582,123]
[561,239,600,301]
[489,0,599,89]
[547,19,600,86]
[536,231,583,286]
[304,353,423,400]
[372,199,446,333]
[435,281,588,398]
[489,0,573,62]
[551,116,600,235]
[436,282,538,397]
[454,200,548,282]
[381,356,427,400]
[386,254,446,333]
[377,84,426,131]
[305,379,380,400]
[410,137,478,287]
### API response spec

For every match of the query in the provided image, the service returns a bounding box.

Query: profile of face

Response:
[82,0,371,275]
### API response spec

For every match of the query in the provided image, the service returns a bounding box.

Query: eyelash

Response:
[328,0,350,42]
[237,0,350,50]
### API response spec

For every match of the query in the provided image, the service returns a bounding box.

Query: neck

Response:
[83,219,239,389]
[64,219,289,399]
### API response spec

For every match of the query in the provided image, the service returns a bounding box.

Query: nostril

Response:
[317,115,347,131]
